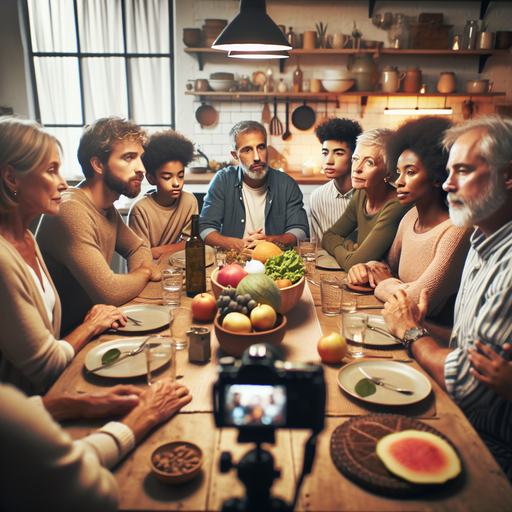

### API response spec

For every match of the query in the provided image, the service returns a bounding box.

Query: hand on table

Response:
[348,264,374,287]
[43,385,142,421]
[83,304,128,333]
[122,379,192,443]
[140,260,162,282]
[469,341,512,403]
[371,265,393,286]
[382,288,428,340]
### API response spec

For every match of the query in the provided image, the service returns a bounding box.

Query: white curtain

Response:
[26,0,172,179]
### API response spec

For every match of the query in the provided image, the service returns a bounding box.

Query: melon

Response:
[376,430,461,484]
[236,274,282,312]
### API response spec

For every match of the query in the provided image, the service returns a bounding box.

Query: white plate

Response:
[316,250,341,270]
[117,305,170,332]
[85,337,171,378]
[337,360,432,406]
[169,246,215,268]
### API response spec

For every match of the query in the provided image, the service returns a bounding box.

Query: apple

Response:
[250,304,277,331]
[317,332,348,363]
[222,312,252,333]
[217,263,248,288]
[275,279,293,289]
[191,293,217,321]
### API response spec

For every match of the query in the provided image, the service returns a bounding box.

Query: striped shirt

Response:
[445,219,512,479]
[309,181,354,243]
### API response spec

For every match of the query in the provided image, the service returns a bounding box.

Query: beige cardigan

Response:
[0,233,74,394]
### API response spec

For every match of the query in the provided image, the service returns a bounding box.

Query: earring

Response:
[13,189,17,197]
[384,177,389,183]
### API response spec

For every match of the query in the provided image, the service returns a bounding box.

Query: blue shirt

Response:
[199,166,309,243]
[445,219,512,479]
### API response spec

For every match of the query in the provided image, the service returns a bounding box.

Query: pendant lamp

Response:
[212,0,292,54]
[228,50,290,59]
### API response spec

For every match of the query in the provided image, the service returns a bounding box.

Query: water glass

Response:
[161,267,182,308]
[146,336,176,386]
[214,246,227,269]
[170,307,193,350]
[320,277,343,316]
[341,287,357,313]
[340,312,368,358]
[299,239,317,276]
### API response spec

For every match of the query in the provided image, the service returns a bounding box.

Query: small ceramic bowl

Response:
[150,441,203,485]
[321,79,355,93]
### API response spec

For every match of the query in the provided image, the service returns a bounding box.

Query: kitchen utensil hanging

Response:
[282,99,292,141]
[195,102,218,128]
[291,101,316,131]
[270,97,283,136]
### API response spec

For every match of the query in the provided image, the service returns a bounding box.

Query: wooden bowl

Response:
[150,441,203,485]
[211,269,305,315]
[214,313,287,357]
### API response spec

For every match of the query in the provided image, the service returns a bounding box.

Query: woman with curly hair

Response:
[128,130,198,259]
[348,116,473,323]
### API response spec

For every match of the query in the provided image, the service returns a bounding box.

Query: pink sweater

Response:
[368,208,473,317]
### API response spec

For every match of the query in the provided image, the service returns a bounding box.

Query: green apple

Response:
[250,304,277,331]
[222,312,252,333]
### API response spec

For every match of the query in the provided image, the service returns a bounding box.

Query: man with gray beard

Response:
[37,117,160,334]
[199,121,309,252]
[382,115,512,481]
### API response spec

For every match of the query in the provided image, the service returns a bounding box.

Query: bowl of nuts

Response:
[150,441,203,484]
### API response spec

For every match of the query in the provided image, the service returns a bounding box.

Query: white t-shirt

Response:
[242,181,267,238]
[27,257,56,325]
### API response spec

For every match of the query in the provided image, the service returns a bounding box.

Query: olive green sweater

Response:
[321,189,412,272]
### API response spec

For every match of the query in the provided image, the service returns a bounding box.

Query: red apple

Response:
[217,263,248,288]
[191,293,218,321]
[317,332,348,364]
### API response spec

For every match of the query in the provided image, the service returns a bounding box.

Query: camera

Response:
[213,343,325,444]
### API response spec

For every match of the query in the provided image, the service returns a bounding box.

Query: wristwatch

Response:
[402,327,429,355]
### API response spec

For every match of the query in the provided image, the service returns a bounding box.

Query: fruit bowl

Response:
[211,268,305,314]
[214,313,287,357]
[150,441,203,485]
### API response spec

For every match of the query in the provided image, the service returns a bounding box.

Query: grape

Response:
[216,299,222,308]
[247,300,257,311]
[236,295,245,305]
[243,294,252,303]
[229,301,238,310]
[229,288,237,299]
[221,296,231,307]
[241,307,248,316]
[221,306,230,316]
[236,304,243,312]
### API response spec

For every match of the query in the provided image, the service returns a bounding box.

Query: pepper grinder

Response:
[188,327,211,363]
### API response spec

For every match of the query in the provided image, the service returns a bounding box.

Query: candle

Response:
[302,157,314,176]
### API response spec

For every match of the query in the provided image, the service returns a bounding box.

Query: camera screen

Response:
[224,384,287,427]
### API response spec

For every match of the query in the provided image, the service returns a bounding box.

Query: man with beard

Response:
[199,121,309,252]
[37,117,160,334]
[381,116,512,481]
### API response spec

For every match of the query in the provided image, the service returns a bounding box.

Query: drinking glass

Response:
[146,336,176,386]
[161,267,182,308]
[214,246,227,269]
[299,239,317,276]
[170,307,193,350]
[320,277,343,316]
[340,312,368,358]
[340,287,357,313]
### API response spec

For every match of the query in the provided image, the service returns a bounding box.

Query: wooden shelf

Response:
[184,47,509,73]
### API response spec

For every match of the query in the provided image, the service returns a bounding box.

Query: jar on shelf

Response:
[239,75,250,91]
[461,20,479,50]
[437,72,456,93]
[293,58,303,92]
[286,27,297,48]
[277,79,287,93]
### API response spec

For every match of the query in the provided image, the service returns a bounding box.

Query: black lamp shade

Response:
[228,50,290,59]
[212,0,292,52]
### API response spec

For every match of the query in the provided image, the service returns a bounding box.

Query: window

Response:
[23,0,174,179]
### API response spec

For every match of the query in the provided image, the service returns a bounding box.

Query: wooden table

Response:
[48,265,512,512]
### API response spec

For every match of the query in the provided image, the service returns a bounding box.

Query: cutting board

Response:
[330,414,462,497]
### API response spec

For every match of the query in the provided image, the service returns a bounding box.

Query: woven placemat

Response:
[330,414,462,497]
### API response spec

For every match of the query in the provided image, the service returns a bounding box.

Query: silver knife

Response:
[359,366,413,395]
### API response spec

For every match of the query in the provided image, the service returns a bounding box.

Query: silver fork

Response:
[367,324,402,342]
[86,337,150,374]
[126,315,143,326]
[359,367,413,395]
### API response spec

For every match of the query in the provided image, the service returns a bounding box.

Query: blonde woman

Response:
[0,117,128,393]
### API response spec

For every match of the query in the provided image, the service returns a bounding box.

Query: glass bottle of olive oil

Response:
[186,214,206,296]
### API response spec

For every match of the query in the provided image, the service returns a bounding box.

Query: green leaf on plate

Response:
[101,348,121,366]
[355,378,377,397]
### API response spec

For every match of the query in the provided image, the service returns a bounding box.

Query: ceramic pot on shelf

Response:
[437,72,456,93]
[403,68,422,93]
[380,67,405,93]
[347,53,378,92]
